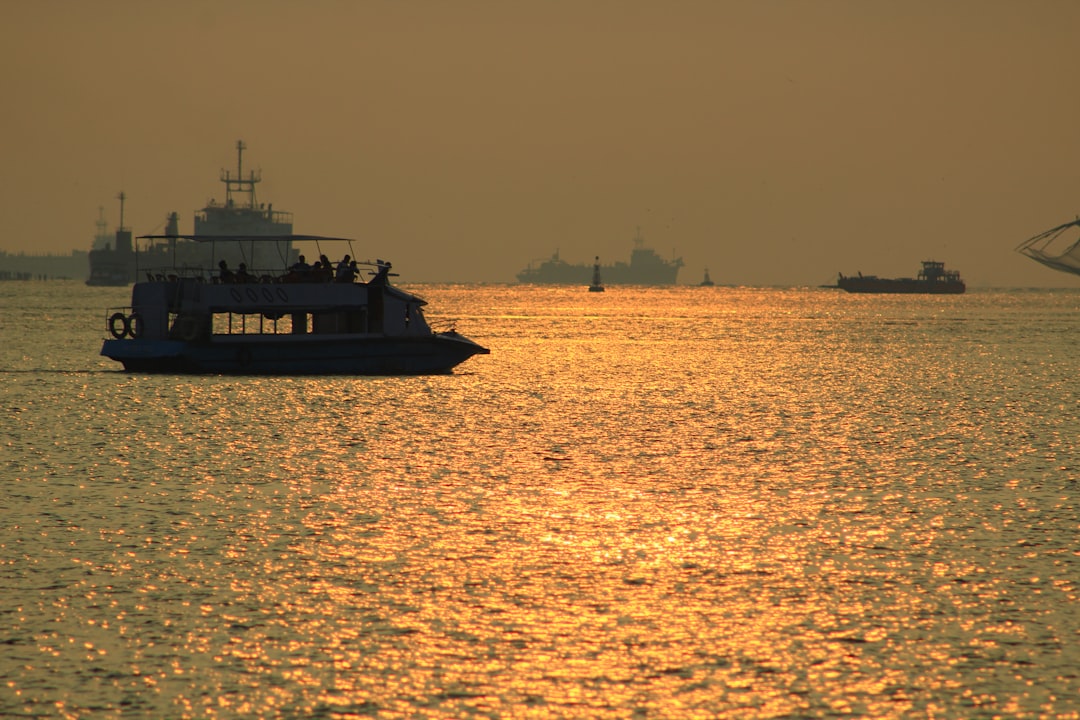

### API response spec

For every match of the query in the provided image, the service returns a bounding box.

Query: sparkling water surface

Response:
[2,282,1077,718]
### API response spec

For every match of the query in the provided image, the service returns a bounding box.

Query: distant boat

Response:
[588,256,605,292]
[518,228,683,285]
[1016,218,1080,277]
[837,260,965,294]
[700,268,714,286]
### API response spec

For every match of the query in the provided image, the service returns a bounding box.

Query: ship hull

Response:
[101,333,488,375]
[837,278,965,294]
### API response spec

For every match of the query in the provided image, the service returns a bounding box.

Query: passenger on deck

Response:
[336,260,358,283]
[336,255,354,282]
[218,260,235,284]
[283,254,312,283]
[317,255,333,282]
[290,255,311,274]
[235,263,253,283]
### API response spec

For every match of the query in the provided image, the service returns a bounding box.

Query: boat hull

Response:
[101,333,488,375]
[837,278,965,294]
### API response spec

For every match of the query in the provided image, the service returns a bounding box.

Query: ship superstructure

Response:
[87,141,296,285]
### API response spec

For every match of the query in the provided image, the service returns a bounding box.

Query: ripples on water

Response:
[1,282,1078,718]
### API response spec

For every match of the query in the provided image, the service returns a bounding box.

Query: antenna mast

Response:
[222,139,260,209]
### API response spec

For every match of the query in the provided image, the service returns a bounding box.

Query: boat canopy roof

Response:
[137,234,355,244]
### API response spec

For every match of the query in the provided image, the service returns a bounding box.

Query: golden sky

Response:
[2,0,1078,285]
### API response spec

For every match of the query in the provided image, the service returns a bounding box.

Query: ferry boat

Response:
[699,268,715,286]
[87,141,295,286]
[837,260,965,294]
[517,228,683,285]
[100,235,489,375]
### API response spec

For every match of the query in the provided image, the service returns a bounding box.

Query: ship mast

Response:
[117,191,126,231]
[222,139,260,209]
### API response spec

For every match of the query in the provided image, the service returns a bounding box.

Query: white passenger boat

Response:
[100,235,489,374]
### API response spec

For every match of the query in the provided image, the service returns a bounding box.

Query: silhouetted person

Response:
[218,260,235,284]
[336,255,353,282]
[235,263,252,283]
[336,260,358,283]
[336,254,351,279]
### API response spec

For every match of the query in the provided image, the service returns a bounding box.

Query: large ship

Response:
[87,141,296,286]
[837,260,965,294]
[517,229,683,285]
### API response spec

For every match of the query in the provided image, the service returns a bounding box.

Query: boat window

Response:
[175,310,370,337]
[205,312,300,336]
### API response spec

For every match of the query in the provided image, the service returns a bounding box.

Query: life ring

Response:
[245,288,259,302]
[230,288,243,303]
[276,288,289,302]
[177,315,200,342]
[127,313,143,339]
[108,312,129,339]
[261,287,274,303]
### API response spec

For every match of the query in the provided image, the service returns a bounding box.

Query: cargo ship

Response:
[87,141,295,286]
[837,260,965,294]
[517,229,683,285]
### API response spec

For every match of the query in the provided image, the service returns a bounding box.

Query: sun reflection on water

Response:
[3,286,1078,717]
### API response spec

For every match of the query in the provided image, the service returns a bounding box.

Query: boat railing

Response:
[427,318,462,334]
[195,205,294,224]
[134,265,372,286]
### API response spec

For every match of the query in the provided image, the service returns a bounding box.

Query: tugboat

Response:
[837,260,965,294]
[588,256,605,292]
[100,235,488,375]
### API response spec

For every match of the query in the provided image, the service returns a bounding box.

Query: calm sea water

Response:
[1,281,1077,718]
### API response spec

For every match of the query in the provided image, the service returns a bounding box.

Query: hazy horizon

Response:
[3,1,1079,286]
